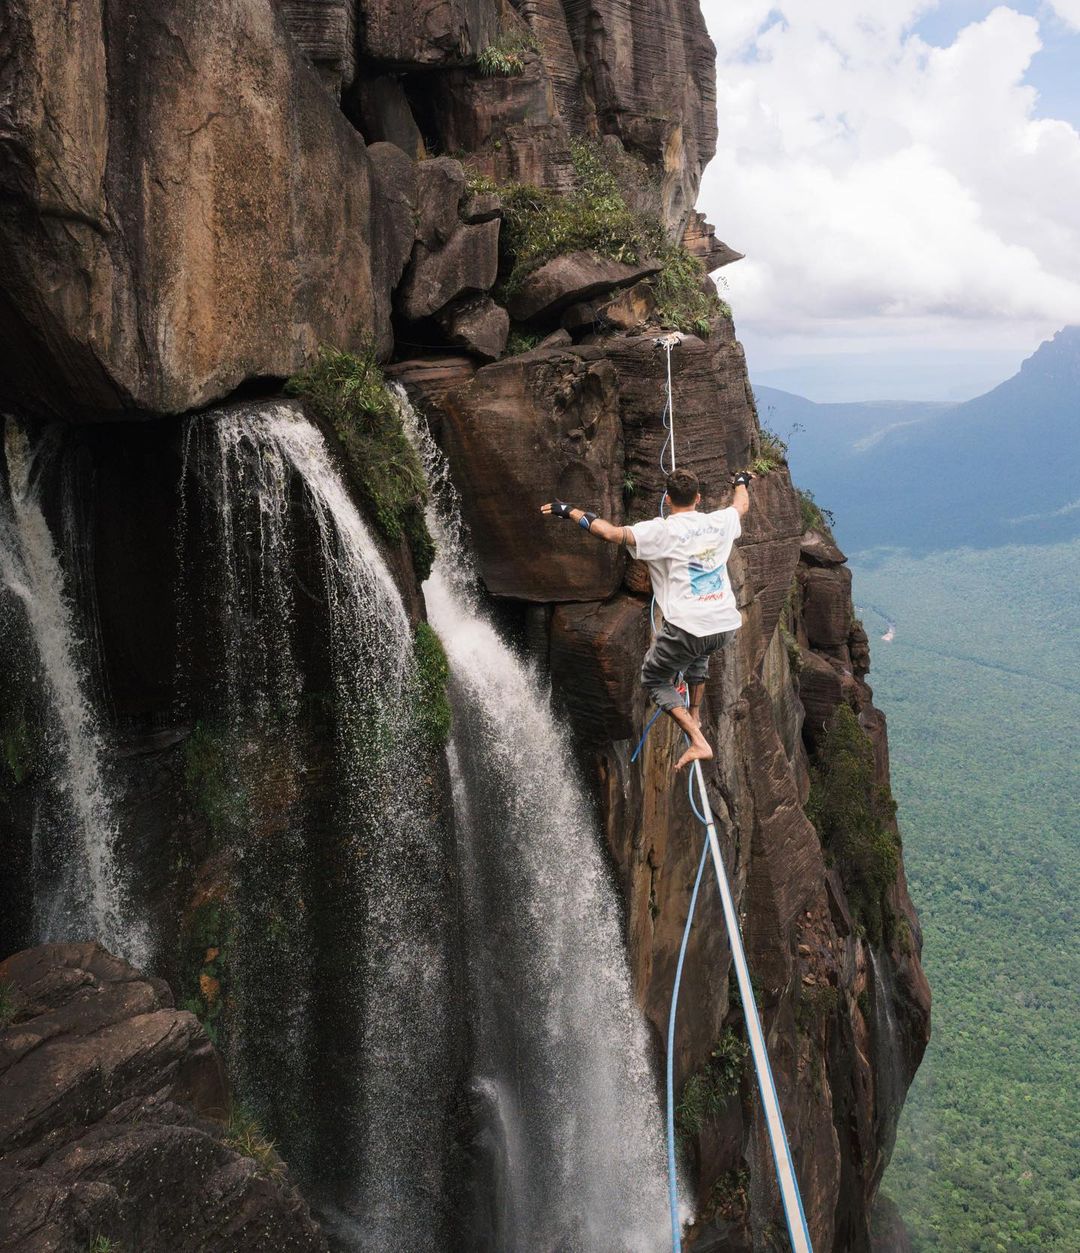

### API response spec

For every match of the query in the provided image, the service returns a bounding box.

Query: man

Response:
[542,467,752,770]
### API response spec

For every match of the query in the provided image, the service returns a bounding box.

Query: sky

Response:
[697,2,1080,400]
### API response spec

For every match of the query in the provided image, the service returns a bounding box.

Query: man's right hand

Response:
[541,501,574,519]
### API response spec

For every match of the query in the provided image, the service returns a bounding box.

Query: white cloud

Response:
[698,2,1080,361]
[1049,1,1080,31]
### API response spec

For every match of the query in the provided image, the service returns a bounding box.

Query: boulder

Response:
[436,296,510,361]
[358,0,501,65]
[683,210,744,272]
[562,281,656,336]
[461,191,503,224]
[550,596,651,741]
[800,529,848,568]
[507,252,662,323]
[398,220,501,321]
[440,348,625,601]
[368,142,420,297]
[0,0,406,419]
[352,75,426,159]
[0,942,327,1251]
[415,157,467,249]
[798,647,845,742]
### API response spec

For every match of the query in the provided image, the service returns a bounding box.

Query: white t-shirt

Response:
[630,507,742,636]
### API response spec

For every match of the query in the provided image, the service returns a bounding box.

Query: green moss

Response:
[807,705,900,942]
[286,345,435,579]
[675,1029,748,1138]
[183,722,243,835]
[652,242,726,335]
[412,623,451,748]
[476,29,538,77]
[797,487,836,539]
[504,327,543,356]
[796,983,841,1033]
[857,987,872,1020]
[180,900,231,1046]
[224,1105,284,1180]
[780,621,803,675]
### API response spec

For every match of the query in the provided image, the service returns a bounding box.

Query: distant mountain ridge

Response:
[762,327,1080,554]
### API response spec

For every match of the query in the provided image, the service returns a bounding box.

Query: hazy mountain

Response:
[759,326,1080,553]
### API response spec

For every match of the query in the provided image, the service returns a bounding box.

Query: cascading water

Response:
[179,402,459,1249]
[868,945,904,1145]
[397,387,670,1249]
[0,418,147,964]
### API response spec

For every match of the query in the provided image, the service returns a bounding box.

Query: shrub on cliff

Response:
[497,139,725,334]
[807,704,900,941]
[476,29,538,77]
[412,623,451,749]
[286,346,435,580]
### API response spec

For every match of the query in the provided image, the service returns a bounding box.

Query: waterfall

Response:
[0,418,147,965]
[868,945,904,1145]
[180,402,458,1249]
[398,387,670,1250]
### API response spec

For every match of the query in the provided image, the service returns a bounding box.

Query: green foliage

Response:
[412,623,451,749]
[856,542,1080,1251]
[796,982,841,1033]
[780,621,803,675]
[652,241,726,335]
[180,900,230,1045]
[751,424,789,475]
[504,327,542,356]
[2,718,33,788]
[709,1168,750,1221]
[183,722,243,835]
[476,29,537,77]
[797,487,836,538]
[807,704,899,942]
[464,170,498,197]
[224,1106,284,1180]
[286,345,434,579]
[0,980,16,1029]
[88,1238,120,1253]
[676,1029,748,1138]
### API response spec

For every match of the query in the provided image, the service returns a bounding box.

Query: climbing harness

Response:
[646,336,814,1253]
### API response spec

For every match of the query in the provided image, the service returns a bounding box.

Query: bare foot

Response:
[675,730,713,772]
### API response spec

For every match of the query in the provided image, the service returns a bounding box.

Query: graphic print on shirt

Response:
[689,545,727,599]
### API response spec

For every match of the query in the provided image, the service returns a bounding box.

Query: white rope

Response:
[653,331,814,1253]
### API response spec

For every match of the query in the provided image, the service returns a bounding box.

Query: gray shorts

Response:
[641,621,734,712]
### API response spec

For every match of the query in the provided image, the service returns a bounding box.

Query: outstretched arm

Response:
[731,471,753,518]
[540,501,635,548]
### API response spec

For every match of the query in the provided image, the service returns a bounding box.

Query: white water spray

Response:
[0,419,147,964]
[399,387,670,1249]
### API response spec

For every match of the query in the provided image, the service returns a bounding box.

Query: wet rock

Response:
[398,220,501,321]
[0,0,404,418]
[507,251,662,322]
[0,942,327,1252]
[550,596,651,741]
[440,349,625,601]
[436,296,510,361]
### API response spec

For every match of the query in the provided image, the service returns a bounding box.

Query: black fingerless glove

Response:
[732,471,753,488]
[550,500,573,519]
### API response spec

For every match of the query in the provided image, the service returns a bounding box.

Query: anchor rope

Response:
[647,335,813,1253]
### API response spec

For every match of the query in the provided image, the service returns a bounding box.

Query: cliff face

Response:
[0,1,929,1249]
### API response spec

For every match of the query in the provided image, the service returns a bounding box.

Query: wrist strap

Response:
[579,512,598,531]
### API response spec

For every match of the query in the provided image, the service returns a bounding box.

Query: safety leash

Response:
[649,336,813,1253]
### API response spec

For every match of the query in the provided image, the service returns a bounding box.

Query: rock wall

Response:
[0,0,929,1248]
